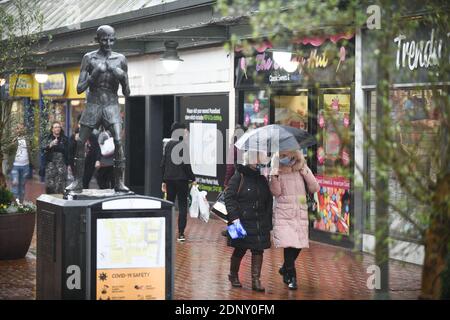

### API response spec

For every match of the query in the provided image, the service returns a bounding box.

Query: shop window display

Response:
[273,91,308,130]
[70,100,85,133]
[313,91,352,235]
[367,88,443,240]
[242,90,270,130]
[47,101,66,130]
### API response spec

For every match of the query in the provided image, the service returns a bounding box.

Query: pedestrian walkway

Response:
[0,215,422,300]
[0,178,423,300]
[174,218,421,300]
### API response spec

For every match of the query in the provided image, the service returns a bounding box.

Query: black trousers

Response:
[82,159,96,189]
[166,180,189,235]
[97,166,114,189]
[284,247,301,270]
[232,248,264,259]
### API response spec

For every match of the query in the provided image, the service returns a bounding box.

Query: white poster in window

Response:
[189,122,217,177]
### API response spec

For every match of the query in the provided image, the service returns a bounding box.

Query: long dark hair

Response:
[49,121,65,137]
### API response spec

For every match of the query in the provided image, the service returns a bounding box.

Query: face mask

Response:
[279,156,294,166]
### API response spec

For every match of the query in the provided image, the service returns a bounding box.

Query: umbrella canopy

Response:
[277,125,317,148]
[235,124,316,153]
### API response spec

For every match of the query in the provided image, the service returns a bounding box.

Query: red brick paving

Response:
[0,179,422,300]
[174,218,421,300]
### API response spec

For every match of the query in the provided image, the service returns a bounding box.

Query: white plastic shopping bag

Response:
[100,136,115,156]
[198,190,210,223]
[189,185,200,218]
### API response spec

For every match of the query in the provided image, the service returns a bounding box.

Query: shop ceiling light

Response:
[272,50,299,73]
[34,71,48,84]
[161,40,183,73]
[282,60,299,73]
[0,78,6,86]
[273,51,292,67]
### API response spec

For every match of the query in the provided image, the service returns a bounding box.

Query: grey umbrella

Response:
[235,124,316,152]
[276,125,317,148]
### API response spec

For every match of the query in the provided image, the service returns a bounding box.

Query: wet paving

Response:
[0,178,422,300]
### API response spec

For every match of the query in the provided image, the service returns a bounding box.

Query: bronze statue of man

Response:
[66,25,130,193]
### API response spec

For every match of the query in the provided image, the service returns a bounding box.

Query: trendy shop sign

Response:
[394,28,448,71]
[362,22,449,86]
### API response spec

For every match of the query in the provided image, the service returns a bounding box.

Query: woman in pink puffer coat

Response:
[269,149,320,290]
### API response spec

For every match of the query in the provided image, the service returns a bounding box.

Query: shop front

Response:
[234,33,356,247]
[4,74,38,171]
[5,74,34,129]
[361,21,449,264]
[8,69,83,139]
[126,46,234,198]
[179,94,229,200]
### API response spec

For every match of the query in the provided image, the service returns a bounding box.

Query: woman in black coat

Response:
[224,152,273,292]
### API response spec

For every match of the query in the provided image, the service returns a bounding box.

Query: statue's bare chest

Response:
[89,55,122,73]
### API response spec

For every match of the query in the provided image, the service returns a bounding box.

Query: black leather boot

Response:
[287,267,298,290]
[228,255,243,287]
[251,254,265,292]
[114,159,130,193]
[65,157,85,193]
[279,264,290,285]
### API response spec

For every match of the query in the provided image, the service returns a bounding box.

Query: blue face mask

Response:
[279,156,294,166]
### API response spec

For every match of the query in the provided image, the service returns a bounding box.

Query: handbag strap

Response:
[224,172,244,195]
[237,173,244,195]
[301,174,312,197]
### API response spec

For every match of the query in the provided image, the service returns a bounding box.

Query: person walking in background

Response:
[221,124,247,237]
[161,122,196,242]
[6,123,35,202]
[42,122,69,194]
[224,124,247,187]
[224,151,273,292]
[269,150,320,290]
[96,129,115,189]
[69,115,101,189]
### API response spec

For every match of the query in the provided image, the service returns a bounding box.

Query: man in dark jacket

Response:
[161,122,196,242]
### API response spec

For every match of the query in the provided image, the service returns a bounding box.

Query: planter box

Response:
[0,212,36,260]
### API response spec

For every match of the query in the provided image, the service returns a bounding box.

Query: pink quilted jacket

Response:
[269,153,320,249]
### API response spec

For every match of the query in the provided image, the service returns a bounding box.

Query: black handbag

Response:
[302,175,318,220]
[211,173,244,223]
